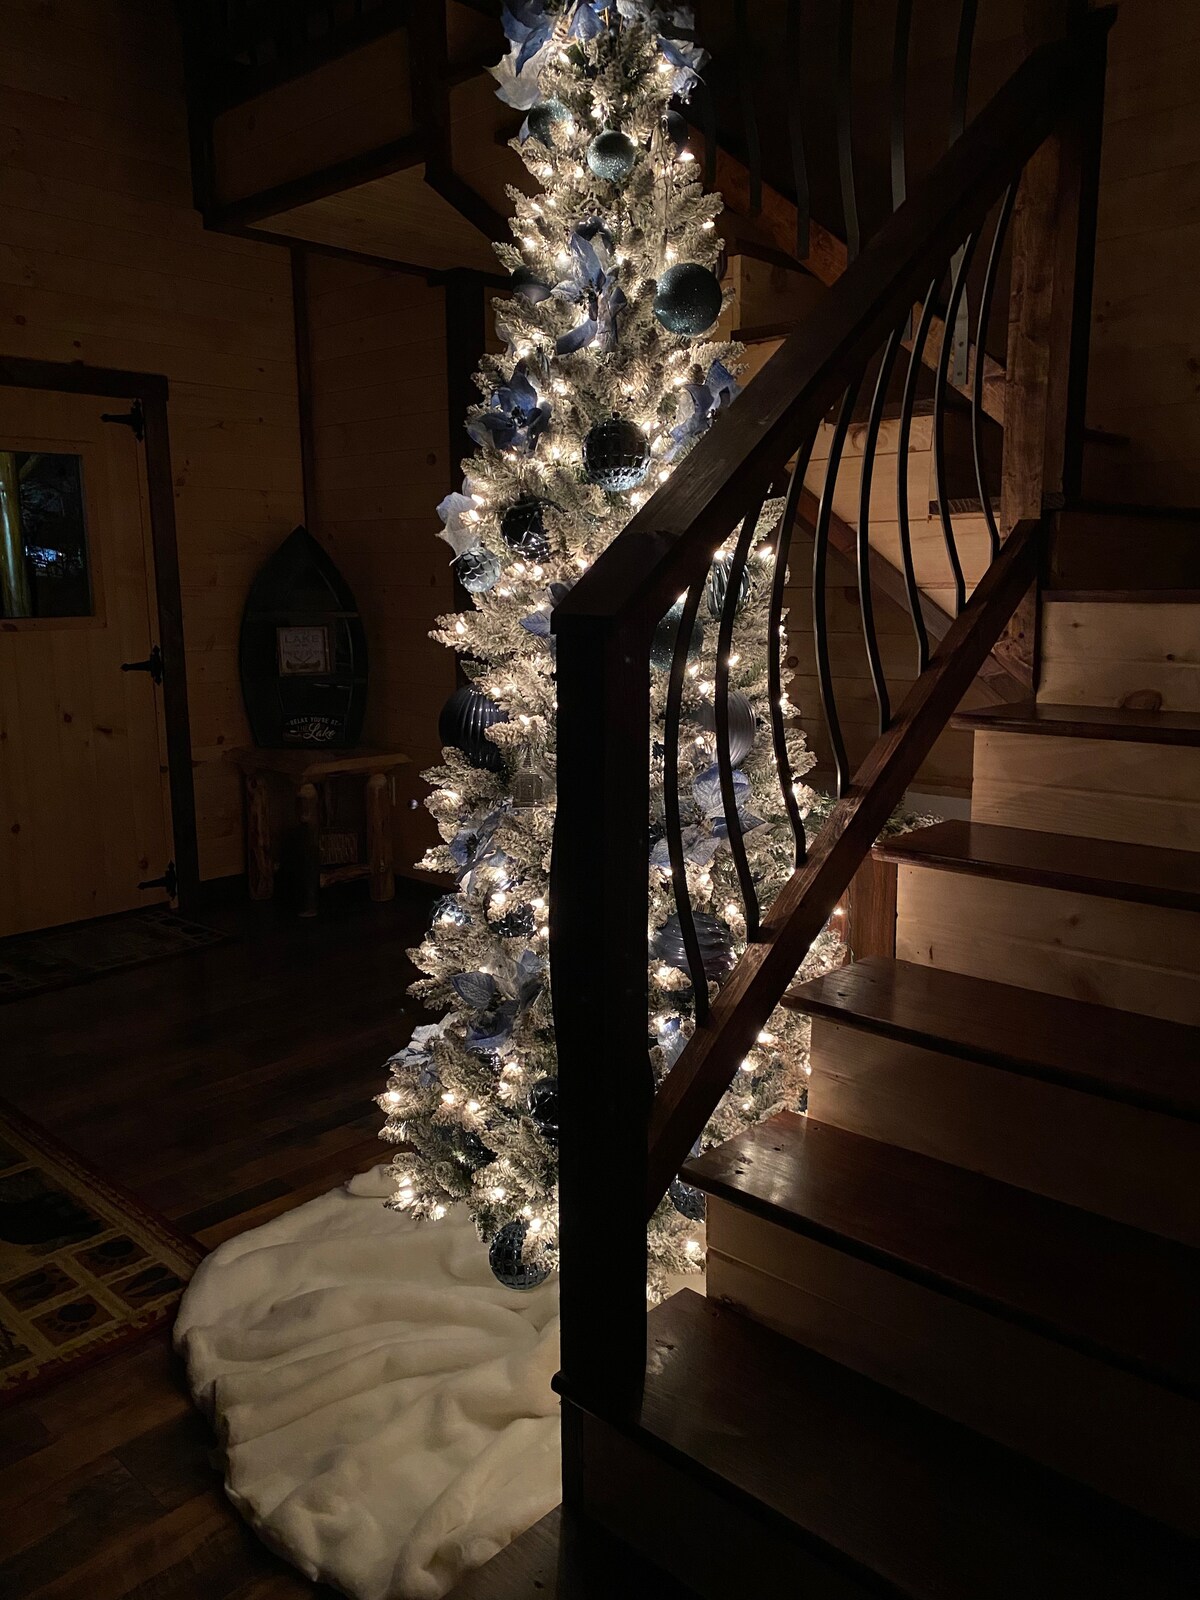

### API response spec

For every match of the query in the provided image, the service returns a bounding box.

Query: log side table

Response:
[231,746,411,916]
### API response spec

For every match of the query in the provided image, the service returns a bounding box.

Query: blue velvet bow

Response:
[467,364,552,454]
[668,360,739,458]
[556,223,627,355]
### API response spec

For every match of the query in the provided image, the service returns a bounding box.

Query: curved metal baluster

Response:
[734,0,762,215]
[856,332,903,734]
[933,229,981,616]
[662,578,711,1022]
[896,283,940,674]
[768,430,817,869]
[813,380,862,798]
[947,0,979,385]
[786,0,810,260]
[890,0,912,213]
[715,490,768,940]
[836,0,860,260]
[973,184,1015,563]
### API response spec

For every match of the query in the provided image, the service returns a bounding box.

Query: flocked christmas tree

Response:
[377,0,845,1296]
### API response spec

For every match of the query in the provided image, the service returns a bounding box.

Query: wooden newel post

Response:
[551,609,652,1432]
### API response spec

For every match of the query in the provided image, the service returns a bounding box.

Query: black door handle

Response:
[121,644,164,685]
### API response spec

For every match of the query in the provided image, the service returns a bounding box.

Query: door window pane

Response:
[0,450,92,619]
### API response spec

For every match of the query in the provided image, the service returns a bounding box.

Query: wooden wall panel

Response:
[1088,0,1200,504]
[0,0,306,883]
[305,255,457,878]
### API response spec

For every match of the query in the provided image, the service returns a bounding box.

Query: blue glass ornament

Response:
[455,547,502,594]
[489,1219,554,1290]
[527,1076,559,1144]
[501,499,551,561]
[653,262,724,336]
[586,128,637,183]
[583,415,649,491]
[668,1178,706,1222]
[438,686,508,773]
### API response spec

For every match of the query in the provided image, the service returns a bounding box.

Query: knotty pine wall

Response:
[0,0,305,882]
[1088,0,1200,505]
[304,255,459,877]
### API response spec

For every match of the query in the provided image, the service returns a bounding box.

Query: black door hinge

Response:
[139,860,178,898]
[101,399,145,441]
[121,644,164,685]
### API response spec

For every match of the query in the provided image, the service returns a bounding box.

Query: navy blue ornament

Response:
[668,1177,706,1222]
[654,912,736,981]
[489,1219,554,1290]
[433,894,470,927]
[586,128,637,183]
[527,1076,559,1144]
[525,98,571,144]
[438,686,508,773]
[455,547,502,594]
[650,597,705,671]
[501,499,551,561]
[510,266,552,303]
[653,263,724,336]
[706,551,751,618]
[583,415,650,492]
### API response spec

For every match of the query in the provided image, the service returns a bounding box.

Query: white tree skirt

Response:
[174,1167,561,1600]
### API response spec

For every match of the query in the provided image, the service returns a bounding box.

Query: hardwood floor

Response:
[0,880,437,1599]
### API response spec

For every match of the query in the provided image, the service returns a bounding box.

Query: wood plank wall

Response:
[1087,0,1200,505]
[304,255,458,876]
[0,0,305,882]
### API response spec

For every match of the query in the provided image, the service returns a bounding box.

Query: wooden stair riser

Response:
[895,864,1200,1025]
[1051,509,1200,593]
[806,1017,1200,1244]
[1040,601,1200,711]
[970,730,1200,850]
[563,1399,872,1600]
[718,252,828,340]
[706,1200,1200,1533]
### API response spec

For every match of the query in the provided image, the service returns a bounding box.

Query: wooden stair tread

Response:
[874,819,1200,912]
[636,1290,1198,1598]
[683,1112,1200,1396]
[442,1506,696,1599]
[783,956,1200,1118]
[950,699,1200,745]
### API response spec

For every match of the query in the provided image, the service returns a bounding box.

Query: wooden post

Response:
[296,781,320,918]
[0,451,32,618]
[245,774,274,901]
[366,771,394,902]
[848,855,898,962]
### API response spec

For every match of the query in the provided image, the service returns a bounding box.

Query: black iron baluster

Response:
[933,230,981,616]
[715,492,768,940]
[813,381,862,798]
[973,184,1015,562]
[890,0,912,213]
[768,431,817,869]
[734,0,762,215]
[663,579,712,1022]
[856,333,903,734]
[786,0,811,260]
[896,284,939,674]
[947,0,979,384]
[836,0,860,260]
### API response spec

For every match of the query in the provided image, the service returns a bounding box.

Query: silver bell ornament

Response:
[586,128,637,183]
[693,690,757,766]
[653,262,724,336]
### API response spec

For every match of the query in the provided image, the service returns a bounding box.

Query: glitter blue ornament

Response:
[649,597,705,670]
[653,262,724,336]
[586,128,637,183]
[525,98,571,144]
[489,1219,554,1290]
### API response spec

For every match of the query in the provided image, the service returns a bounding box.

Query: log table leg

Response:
[366,771,394,902]
[297,780,320,917]
[244,773,274,901]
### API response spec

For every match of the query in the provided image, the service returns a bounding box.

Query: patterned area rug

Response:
[0,906,228,1002]
[0,1104,204,1406]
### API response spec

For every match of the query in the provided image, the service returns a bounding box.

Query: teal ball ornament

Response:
[586,128,637,184]
[650,597,705,671]
[438,685,507,773]
[653,262,724,336]
[582,415,650,491]
[489,1219,555,1290]
[525,99,571,145]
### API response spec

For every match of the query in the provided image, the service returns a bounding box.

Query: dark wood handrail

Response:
[553,20,1104,647]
